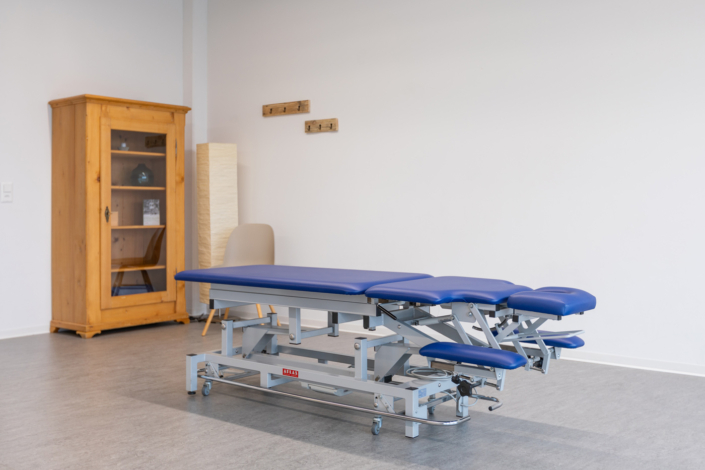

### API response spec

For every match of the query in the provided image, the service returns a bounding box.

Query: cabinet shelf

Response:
[112,150,166,157]
[111,264,166,273]
[112,186,166,191]
[112,225,165,230]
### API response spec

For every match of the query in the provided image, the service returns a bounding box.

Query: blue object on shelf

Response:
[130,163,154,186]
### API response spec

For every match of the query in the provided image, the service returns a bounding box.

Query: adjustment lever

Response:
[376,304,397,321]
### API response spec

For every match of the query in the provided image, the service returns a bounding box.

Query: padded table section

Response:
[419,342,527,370]
[365,276,531,305]
[174,265,432,296]
[521,332,585,349]
[494,329,586,349]
[507,287,596,316]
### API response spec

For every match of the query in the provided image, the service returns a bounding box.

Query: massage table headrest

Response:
[507,287,596,316]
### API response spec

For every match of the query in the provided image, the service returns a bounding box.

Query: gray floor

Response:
[1,322,704,470]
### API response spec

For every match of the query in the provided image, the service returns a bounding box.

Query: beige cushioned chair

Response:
[201,223,280,335]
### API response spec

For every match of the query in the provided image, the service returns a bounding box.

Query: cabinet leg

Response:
[77,331,100,339]
[175,317,190,325]
[201,309,216,336]
[50,326,60,333]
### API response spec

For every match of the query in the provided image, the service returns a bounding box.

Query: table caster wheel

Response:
[202,381,212,396]
[371,416,382,435]
[428,406,435,415]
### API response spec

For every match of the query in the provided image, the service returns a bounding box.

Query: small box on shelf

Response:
[143,199,160,226]
[145,135,166,148]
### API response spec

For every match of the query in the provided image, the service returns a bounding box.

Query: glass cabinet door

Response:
[100,119,176,309]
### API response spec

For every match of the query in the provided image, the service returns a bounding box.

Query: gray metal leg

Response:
[354,337,368,381]
[405,389,424,438]
[267,333,278,355]
[243,327,274,358]
[260,372,293,388]
[260,373,273,388]
[456,394,469,418]
[289,307,301,344]
[328,311,339,337]
[401,338,411,376]
[222,321,234,356]
[267,313,279,354]
[186,354,203,393]
[373,344,411,381]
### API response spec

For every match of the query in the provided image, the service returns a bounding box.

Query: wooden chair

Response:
[201,224,280,335]
[112,228,165,296]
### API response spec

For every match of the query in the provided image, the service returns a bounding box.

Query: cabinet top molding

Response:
[49,94,191,113]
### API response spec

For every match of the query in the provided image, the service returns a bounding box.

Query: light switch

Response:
[1,182,13,203]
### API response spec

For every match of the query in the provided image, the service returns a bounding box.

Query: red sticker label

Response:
[283,368,298,378]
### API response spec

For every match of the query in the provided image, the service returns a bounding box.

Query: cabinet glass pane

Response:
[109,129,167,297]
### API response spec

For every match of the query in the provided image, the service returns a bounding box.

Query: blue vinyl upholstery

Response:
[174,265,432,296]
[522,332,585,349]
[419,342,527,370]
[493,329,586,349]
[365,276,531,305]
[507,287,596,316]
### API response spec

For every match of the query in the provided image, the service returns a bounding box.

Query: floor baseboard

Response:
[0,325,50,340]
[558,350,705,377]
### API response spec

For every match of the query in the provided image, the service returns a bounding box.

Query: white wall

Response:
[207,0,705,375]
[0,0,185,338]
[183,0,209,316]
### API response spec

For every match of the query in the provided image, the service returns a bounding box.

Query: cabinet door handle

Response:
[105,206,110,223]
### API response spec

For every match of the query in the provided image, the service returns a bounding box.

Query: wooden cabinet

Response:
[49,95,191,338]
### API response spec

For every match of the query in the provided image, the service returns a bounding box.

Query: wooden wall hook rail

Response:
[305,118,338,133]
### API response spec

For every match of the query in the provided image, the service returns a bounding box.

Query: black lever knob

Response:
[457,380,474,397]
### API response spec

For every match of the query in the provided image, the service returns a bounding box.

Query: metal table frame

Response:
[186,283,581,437]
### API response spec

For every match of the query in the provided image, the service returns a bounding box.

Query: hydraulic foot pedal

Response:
[301,382,351,396]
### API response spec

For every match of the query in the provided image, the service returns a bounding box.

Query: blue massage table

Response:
[176,265,595,438]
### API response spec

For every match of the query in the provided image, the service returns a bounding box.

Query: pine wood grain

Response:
[262,100,309,117]
[305,118,338,133]
[50,95,190,337]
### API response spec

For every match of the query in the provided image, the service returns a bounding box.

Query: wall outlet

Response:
[1,182,12,203]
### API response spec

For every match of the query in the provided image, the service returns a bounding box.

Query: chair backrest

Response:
[144,228,166,265]
[221,223,274,267]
